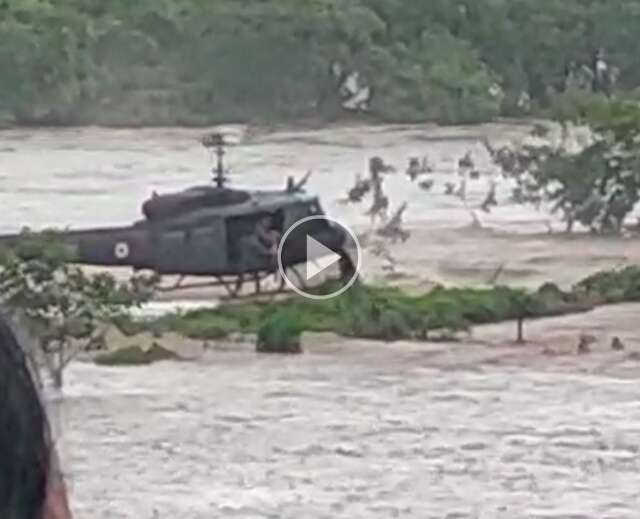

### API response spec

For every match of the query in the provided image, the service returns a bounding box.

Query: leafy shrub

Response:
[168,311,238,340]
[0,228,157,386]
[418,296,469,340]
[111,314,148,337]
[256,310,303,354]
[94,343,177,366]
[213,303,265,330]
[138,270,628,346]
[573,266,640,303]
[537,282,566,303]
[333,284,418,341]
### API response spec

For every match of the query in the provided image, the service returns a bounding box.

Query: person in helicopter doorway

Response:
[235,214,282,291]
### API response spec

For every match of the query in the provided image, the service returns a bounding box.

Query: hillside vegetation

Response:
[2,0,640,126]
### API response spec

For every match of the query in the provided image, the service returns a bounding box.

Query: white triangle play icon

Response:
[306,235,341,280]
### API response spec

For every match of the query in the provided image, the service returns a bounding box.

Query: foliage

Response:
[151,274,611,345]
[331,284,422,341]
[154,310,238,340]
[487,97,640,233]
[0,229,157,387]
[573,265,640,303]
[94,343,177,366]
[3,0,640,125]
[256,309,303,354]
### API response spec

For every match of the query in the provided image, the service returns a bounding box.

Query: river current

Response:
[59,349,640,519]
[1,124,638,518]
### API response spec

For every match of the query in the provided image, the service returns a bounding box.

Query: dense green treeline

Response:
[1,0,640,126]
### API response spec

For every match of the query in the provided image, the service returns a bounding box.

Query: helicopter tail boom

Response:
[0,225,152,269]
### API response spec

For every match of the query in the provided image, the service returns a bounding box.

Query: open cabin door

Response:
[152,220,226,275]
[226,210,285,274]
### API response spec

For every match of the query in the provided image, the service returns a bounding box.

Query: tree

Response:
[3,0,640,125]
[508,290,541,343]
[0,230,157,388]
[487,97,640,234]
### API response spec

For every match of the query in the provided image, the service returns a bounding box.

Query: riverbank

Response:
[85,302,640,374]
[303,302,640,377]
[83,265,639,367]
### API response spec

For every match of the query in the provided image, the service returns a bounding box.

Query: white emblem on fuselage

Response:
[114,242,130,259]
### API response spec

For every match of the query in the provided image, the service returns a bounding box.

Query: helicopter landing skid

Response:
[154,267,308,301]
[218,266,308,301]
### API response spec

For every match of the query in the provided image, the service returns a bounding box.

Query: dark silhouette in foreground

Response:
[0,312,72,518]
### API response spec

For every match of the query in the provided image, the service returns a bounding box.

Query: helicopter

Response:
[0,131,357,299]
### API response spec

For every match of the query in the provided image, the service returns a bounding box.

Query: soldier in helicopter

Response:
[236,213,282,290]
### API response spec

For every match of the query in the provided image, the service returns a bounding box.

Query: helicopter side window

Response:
[226,212,281,261]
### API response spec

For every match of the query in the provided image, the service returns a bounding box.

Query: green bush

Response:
[213,303,265,330]
[129,268,639,346]
[537,282,566,302]
[333,284,418,341]
[94,343,177,366]
[415,295,468,340]
[111,314,148,337]
[256,310,303,354]
[574,266,640,303]
[168,311,238,340]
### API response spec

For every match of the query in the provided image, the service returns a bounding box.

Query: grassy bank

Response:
[112,266,640,345]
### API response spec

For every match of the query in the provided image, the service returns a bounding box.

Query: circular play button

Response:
[277,215,362,300]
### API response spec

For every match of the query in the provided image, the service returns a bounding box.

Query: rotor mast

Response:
[202,132,229,187]
[214,136,225,187]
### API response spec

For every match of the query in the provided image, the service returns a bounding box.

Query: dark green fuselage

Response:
[0,185,347,277]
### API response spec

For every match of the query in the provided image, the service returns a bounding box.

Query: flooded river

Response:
[60,344,640,519]
[2,123,640,517]
[0,122,545,234]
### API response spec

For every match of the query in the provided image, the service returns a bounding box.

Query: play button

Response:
[277,215,361,300]
[305,235,342,280]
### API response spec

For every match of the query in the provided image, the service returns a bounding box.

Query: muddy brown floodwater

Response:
[61,324,640,519]
[2,123,640,518]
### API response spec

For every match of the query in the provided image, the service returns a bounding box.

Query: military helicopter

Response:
[0,131,356,299]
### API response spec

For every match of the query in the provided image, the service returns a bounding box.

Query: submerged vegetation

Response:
[256,310,304,354]
[94,343,177,366]
[488,96,640,234]
[2,0,640,126]
[120,268,639,347]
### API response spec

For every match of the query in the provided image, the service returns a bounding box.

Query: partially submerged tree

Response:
[0,229,158,388]
[508,290,541,343]
[485,97,640,234]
